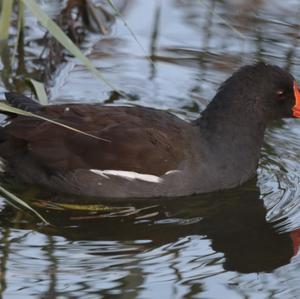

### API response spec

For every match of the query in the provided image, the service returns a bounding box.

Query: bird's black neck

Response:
[194,83,267,184]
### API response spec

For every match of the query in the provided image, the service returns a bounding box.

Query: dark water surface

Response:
[1,0,300,298]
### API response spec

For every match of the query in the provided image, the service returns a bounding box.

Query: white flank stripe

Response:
[90,169,164,183]
[0,158,5,173]
[165,170,181,175]
[3,121,11,127]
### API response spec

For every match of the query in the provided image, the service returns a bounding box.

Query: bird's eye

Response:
[276,90,285,101]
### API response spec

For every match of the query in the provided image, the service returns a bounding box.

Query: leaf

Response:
[28,78,48,105]
[0,0,14,41]
[0,102,110,142]
[21,0,128,99]
[0,184,49,224]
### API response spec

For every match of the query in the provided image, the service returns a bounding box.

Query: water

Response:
[1,0,300,298]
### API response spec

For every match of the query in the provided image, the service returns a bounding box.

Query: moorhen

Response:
[1,63,300,199]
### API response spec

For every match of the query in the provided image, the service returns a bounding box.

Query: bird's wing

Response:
[1,104,188,176]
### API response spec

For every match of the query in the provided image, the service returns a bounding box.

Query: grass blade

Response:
[33,201,119,212]
[28,78,48,105]
[0,102,110,142]
[106,0,153,63]
[21,0,128,99]
[197,0,245,39]
[0,184,49,224]
[11,0,24,66]
[0,0,14,41]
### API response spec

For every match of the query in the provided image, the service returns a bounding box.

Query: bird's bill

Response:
[293,81,300,118]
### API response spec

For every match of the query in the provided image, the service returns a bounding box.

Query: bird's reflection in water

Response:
[2,178,294,274]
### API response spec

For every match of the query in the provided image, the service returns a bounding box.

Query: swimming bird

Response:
[0,63,299,199]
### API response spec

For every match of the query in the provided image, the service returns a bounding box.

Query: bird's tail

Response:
[4,92,42,113]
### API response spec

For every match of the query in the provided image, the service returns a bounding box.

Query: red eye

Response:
[277,90,285,101]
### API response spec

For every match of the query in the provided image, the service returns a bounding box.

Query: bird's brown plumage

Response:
[0,104,189,176]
